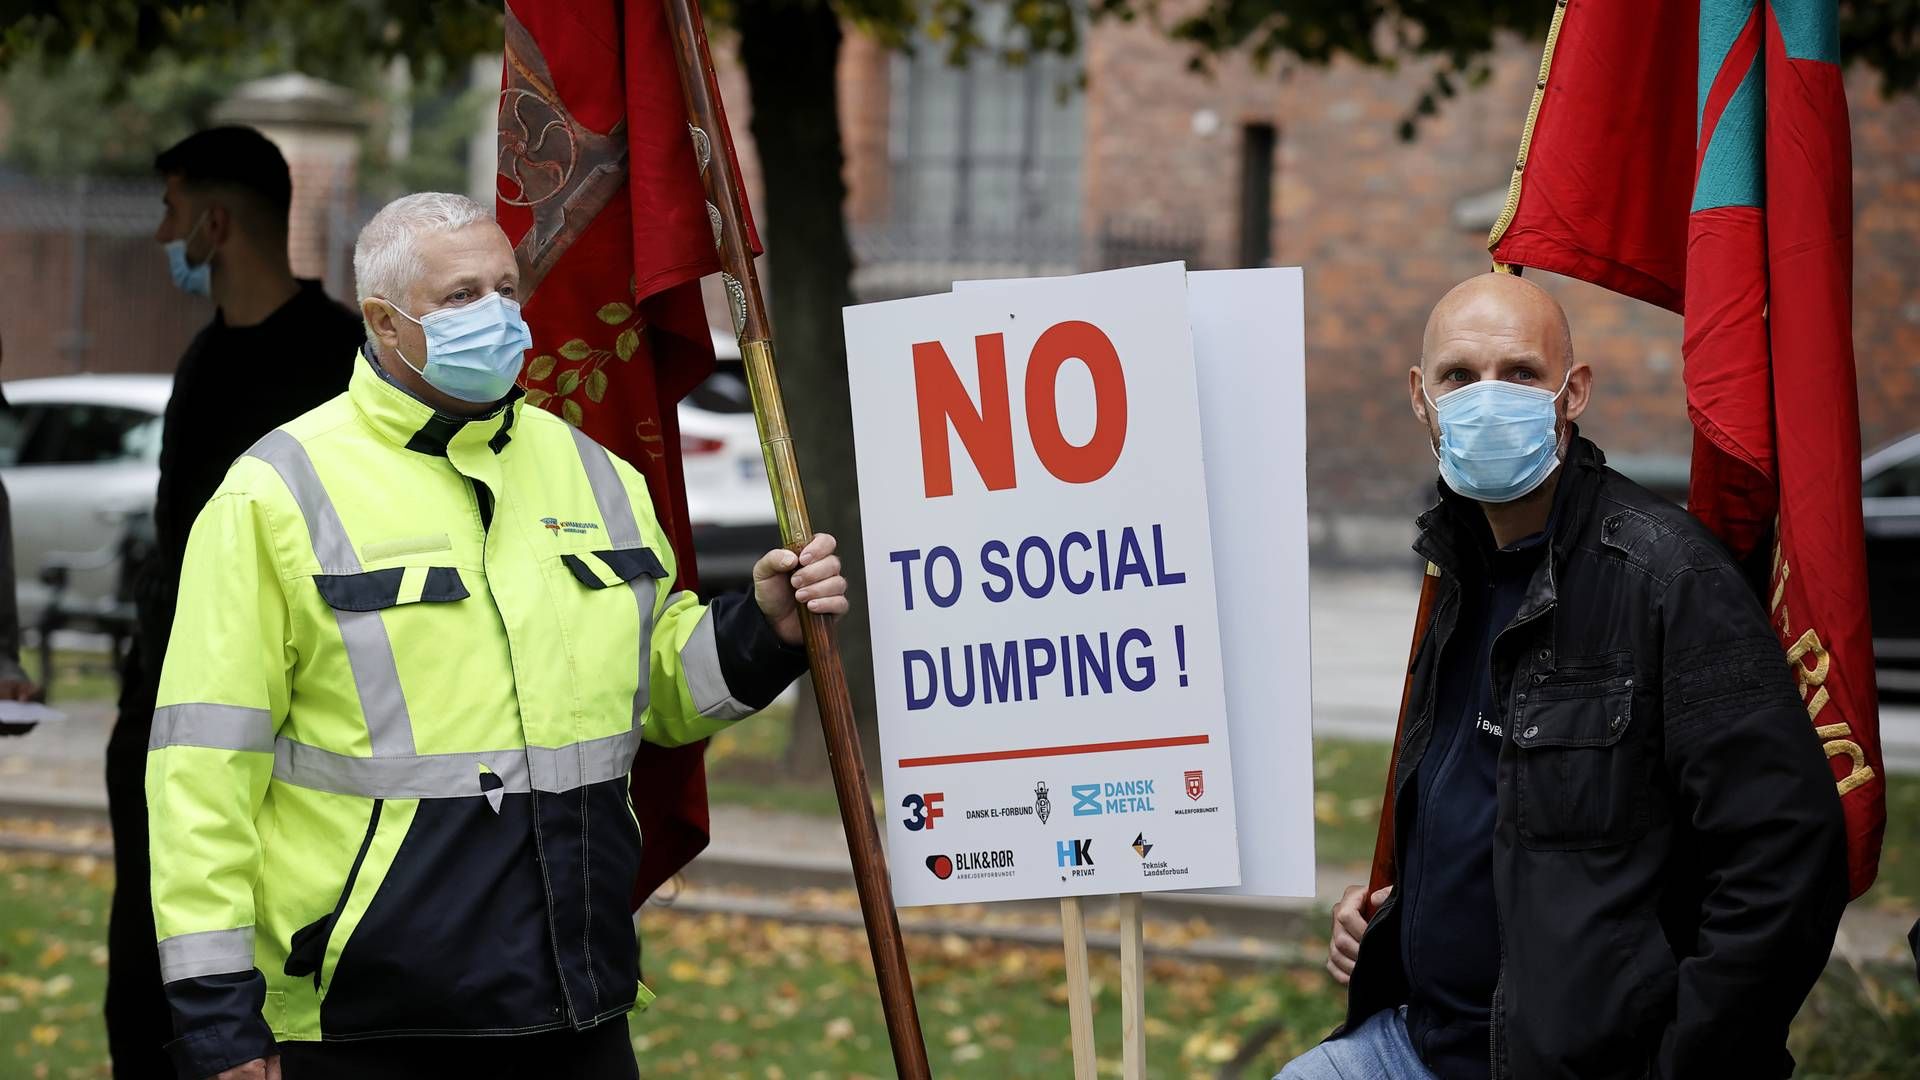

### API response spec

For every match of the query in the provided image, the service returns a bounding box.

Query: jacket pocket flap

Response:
[314,567,470,612]
[1514,686,1632,749]
[563,548,668,589]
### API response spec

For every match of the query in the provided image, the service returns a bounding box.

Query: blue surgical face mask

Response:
[164,212,212,297]
[379,291,533,404]
[1423,372,1570,504]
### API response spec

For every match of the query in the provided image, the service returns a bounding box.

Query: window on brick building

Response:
[1238,122,1277,268]
[880,8,1085,270]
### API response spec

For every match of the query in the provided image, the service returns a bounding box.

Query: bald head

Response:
[1421,272,1573,372]
[1409,271,1590,440]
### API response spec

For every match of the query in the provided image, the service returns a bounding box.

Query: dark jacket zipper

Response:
[1483,547,1557,1079]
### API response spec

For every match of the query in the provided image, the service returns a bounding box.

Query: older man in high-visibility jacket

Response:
[146,192,847,1080]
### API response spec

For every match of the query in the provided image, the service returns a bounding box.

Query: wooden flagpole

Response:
[1364,562,1442,913]
[660,3,933,1076]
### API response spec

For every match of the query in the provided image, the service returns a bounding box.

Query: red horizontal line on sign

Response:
[898,734,1210,769]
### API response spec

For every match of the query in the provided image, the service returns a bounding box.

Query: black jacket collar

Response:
[1414,428,1606,585]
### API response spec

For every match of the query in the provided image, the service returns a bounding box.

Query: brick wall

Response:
[1849,68,1920,459]
[0,229,208,380]
[722,23,1918,558]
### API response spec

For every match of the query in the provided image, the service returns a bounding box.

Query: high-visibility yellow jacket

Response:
[146,353,803,1077]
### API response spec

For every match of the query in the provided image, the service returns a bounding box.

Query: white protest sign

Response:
[1183,268,1315,896]
[955,267,1316,898]
[845,262,1241,907]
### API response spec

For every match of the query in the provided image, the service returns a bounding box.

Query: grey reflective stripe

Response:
[528,729,644,793]
[569,426,657,728]
[680,608,756,722]
[273,736,636,799]
[248,430,359,573]
[247,429,415,757]
[148,703,275,753]
[629,581,653,728]
[334,609,415,756]
[567,425,644,548]
[157,926,255,983]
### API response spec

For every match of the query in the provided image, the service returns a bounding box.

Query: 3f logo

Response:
[901,792,944,832]
[1055,839,1094,867]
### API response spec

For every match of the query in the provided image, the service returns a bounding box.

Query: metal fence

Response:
[0,170,369,380]
[0,173,211,378]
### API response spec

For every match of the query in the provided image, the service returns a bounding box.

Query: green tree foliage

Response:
[0,2,495,183]
[5,0,1912,780]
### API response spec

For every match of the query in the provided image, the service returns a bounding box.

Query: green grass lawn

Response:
[17,650,120,707]
[3,850,1917,1078]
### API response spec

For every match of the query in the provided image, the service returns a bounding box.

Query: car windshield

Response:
[6,402,163,466]
[0,407,29,467]
[1864,447,1920,499]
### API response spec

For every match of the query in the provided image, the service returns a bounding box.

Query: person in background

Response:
[0,331,43,732]
[1279,274,1846,1080]
[105,126,360,1078]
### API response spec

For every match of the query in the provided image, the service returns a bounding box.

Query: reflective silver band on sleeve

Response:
[148,704,275,754]
[630,580,653,728]
[679,608,757,722]
[157,926,255,983]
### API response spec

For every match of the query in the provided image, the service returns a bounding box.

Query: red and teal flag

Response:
[1489,0,1883,898]
[495,0,761,907]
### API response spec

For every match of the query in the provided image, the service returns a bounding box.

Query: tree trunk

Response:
[735,0,877,780]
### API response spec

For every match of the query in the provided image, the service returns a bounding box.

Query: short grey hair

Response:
[353,192,493,341]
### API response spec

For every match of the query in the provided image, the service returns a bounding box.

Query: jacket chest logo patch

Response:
[540,517,602,536]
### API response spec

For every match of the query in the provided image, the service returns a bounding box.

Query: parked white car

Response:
[0,375,169,631]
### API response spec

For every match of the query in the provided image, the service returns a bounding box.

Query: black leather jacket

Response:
[1344,435,1848,1079]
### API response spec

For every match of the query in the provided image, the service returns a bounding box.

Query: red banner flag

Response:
[496,0,761,905]
[1489,0,1884,898]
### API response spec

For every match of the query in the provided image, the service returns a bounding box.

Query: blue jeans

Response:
[1274,1007,1438,1080]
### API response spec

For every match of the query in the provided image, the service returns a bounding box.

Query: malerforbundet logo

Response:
[1174,768,1219,816]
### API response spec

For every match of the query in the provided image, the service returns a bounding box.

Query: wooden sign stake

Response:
[1060,897,1098,1080]
[1118,892,1147,1080]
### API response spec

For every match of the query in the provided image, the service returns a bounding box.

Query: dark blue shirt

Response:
[1399,518,1551,1079]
